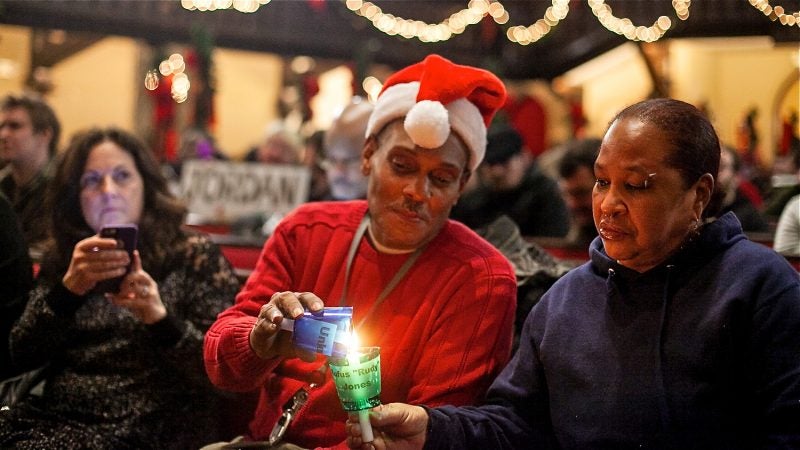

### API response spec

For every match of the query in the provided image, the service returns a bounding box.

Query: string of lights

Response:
[180,0,270,13]
[178,0,798,43]
[748,0,799,26]
[343,0,492,43]
[163,0,796,101]
[588,0,690,43]
[505,0,569,45]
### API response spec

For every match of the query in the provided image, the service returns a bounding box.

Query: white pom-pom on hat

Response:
[404,100,450,149]
[365,82,486,170]
[364,55,507,171]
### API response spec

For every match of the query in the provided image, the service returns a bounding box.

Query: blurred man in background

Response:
[322,97,372,200]
[718,145,769,233]
[0,94,60,252]
[556,138,601,247]
[451,125,569,237]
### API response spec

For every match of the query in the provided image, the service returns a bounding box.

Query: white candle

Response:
[358,409,374,442]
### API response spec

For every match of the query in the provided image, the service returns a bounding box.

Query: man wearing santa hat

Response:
[204,54,517,449]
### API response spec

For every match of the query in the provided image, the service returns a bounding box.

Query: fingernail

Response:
[292,307,303,318]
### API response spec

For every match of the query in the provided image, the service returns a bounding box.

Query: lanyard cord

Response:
[339,212,425,329]
[269,211,425,445]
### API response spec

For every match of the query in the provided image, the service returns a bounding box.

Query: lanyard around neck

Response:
[270,212,423,441]
[338,212,425,329]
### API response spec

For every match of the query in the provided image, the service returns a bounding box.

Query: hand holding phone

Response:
[95,224,138,294]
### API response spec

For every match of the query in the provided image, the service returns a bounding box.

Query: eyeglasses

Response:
[321,156,361,171]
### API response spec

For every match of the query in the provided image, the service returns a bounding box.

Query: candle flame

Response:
[346,331,362,364]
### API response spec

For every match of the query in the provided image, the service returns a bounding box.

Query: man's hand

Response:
[249,291,324,361]
[346,403,428,450]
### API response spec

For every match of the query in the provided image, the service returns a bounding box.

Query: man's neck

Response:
[366,224,415,254]
[10,153,48,188]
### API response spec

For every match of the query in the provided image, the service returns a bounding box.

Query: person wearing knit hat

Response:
[204,54,517,449]
[323,96,373,200]
[450,124,570,238]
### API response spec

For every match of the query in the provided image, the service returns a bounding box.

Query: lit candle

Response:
[329,332,381,443]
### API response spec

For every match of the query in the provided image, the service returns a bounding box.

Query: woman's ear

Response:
[694,173,714,218]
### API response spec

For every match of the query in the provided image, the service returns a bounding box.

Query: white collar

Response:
[366,223,415,254]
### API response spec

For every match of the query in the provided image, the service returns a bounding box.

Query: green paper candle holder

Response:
[329,346,381,411]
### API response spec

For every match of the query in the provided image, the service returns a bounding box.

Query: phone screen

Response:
[95,224,138,294]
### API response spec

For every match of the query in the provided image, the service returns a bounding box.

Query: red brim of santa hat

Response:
[365,54,506,172]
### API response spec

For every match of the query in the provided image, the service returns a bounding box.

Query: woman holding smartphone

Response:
[0,127,240,449]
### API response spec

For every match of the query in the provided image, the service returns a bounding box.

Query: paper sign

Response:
[180,160,310,222]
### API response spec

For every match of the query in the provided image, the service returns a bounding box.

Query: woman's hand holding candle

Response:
[345,403,429,450]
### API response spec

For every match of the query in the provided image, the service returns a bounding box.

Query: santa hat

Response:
[365,54,506,171]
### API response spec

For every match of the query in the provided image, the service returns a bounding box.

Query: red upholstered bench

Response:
[785,256,800,272]
[184,222,265,280]
[207,233,266,282]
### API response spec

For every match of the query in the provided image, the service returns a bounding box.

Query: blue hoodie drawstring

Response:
[654,264,675,438]
[605,268,616,297]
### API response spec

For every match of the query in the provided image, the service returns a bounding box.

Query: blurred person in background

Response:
[718,145,769,233]
[322,97,373,201]
[773,193,800,256]
[302,129,331,202]
[764,144,800,220]
[0,94,60,253]
[0,127,240,449]
[245,121,303,165]
[556,138,602,248]
[450,125,569,237]
[236,122,307,236]
[162,126,228,195]
[0,192,33,381]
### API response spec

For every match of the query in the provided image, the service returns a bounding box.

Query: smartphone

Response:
[95,224,138,294]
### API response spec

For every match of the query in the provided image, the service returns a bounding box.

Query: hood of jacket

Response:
[588,212,747,286]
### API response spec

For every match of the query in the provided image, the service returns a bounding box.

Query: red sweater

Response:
[204,201,516,449]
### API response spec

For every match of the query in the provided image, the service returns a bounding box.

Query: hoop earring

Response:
[679,218,702,252]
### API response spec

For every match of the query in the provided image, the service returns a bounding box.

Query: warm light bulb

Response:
[144,70,159,91]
